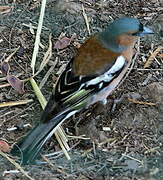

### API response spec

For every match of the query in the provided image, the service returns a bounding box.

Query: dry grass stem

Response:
[0,99,33,108]
[30,78,46,108]
[35,34,53,76]
[144,46,163,68]
[0,83,11,88]
[128,98,156,106]
[144,146,160,154]
[30,0,47,74]
[3,46,20,63]
[67,135,90,140]
[30,78,71,160]
[29,0,70,159]
[42,155,69,176]
[54,132,71,160]
[82,4,91,35]
[121,153,143,165]
[0,151,34,180]
[98,138,117,147]
[39,58,58,89]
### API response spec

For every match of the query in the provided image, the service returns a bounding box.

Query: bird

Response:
[11,17,153,164]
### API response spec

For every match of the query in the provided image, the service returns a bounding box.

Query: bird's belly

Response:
[88,83,117,106]
[87,59,131,107]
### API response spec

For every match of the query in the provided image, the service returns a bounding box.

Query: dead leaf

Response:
[55,0,82,14]
[17,46,25,58]
[0,140,10,153]
[158,53,163,58]
[54,36,72,50]
[1,61,10,75]
[7,75,25,94]
[0,6,13,15]
[4,46,20,63]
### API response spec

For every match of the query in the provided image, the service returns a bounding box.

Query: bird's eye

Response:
[131,31,139,36]
[131,23,144,36]
[139,23,144,32]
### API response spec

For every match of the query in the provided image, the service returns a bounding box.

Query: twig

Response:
[0,83,11,88]
[98,138,117,147]
[42,155,69,176]
[128,98,156,106]
[130,68,163,71]
[67,135,90,140]
[82,4,91,35]
[0,99,33,108]
[144,146,160,154]
[0,151,34,180]
[121,153,143,166]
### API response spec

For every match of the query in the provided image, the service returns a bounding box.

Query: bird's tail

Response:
[11,109,76,165]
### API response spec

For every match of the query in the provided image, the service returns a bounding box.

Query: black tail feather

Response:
[11,110,72,165]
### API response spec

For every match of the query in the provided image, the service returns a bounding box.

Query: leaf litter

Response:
[0,0,163,179]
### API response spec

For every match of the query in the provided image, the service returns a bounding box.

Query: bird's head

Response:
[99,17,154,53]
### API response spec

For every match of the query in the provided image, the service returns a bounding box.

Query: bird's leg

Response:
[94,94,127,119]
[111,95,126,112]
[111,92,142,112]
[93,98,113,121]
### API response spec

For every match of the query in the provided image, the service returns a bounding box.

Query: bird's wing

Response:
[41,55,126,122]
[11,55,128,165]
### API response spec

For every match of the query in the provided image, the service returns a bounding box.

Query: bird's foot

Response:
[111,95,126,112]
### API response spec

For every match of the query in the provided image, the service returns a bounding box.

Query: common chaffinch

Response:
[11,17,153,164]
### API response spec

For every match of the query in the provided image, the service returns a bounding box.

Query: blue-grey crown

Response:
[102,17,141,37]
[98,17,142,53]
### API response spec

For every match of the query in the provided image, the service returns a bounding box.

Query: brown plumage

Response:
[73,33,137,76]
[73,35,121,76]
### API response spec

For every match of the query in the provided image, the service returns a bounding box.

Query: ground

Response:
[0,0,163,179]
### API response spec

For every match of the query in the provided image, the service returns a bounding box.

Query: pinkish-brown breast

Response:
[122,47,135,62]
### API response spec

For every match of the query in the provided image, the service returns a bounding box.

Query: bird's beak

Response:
[140,26,154,36]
